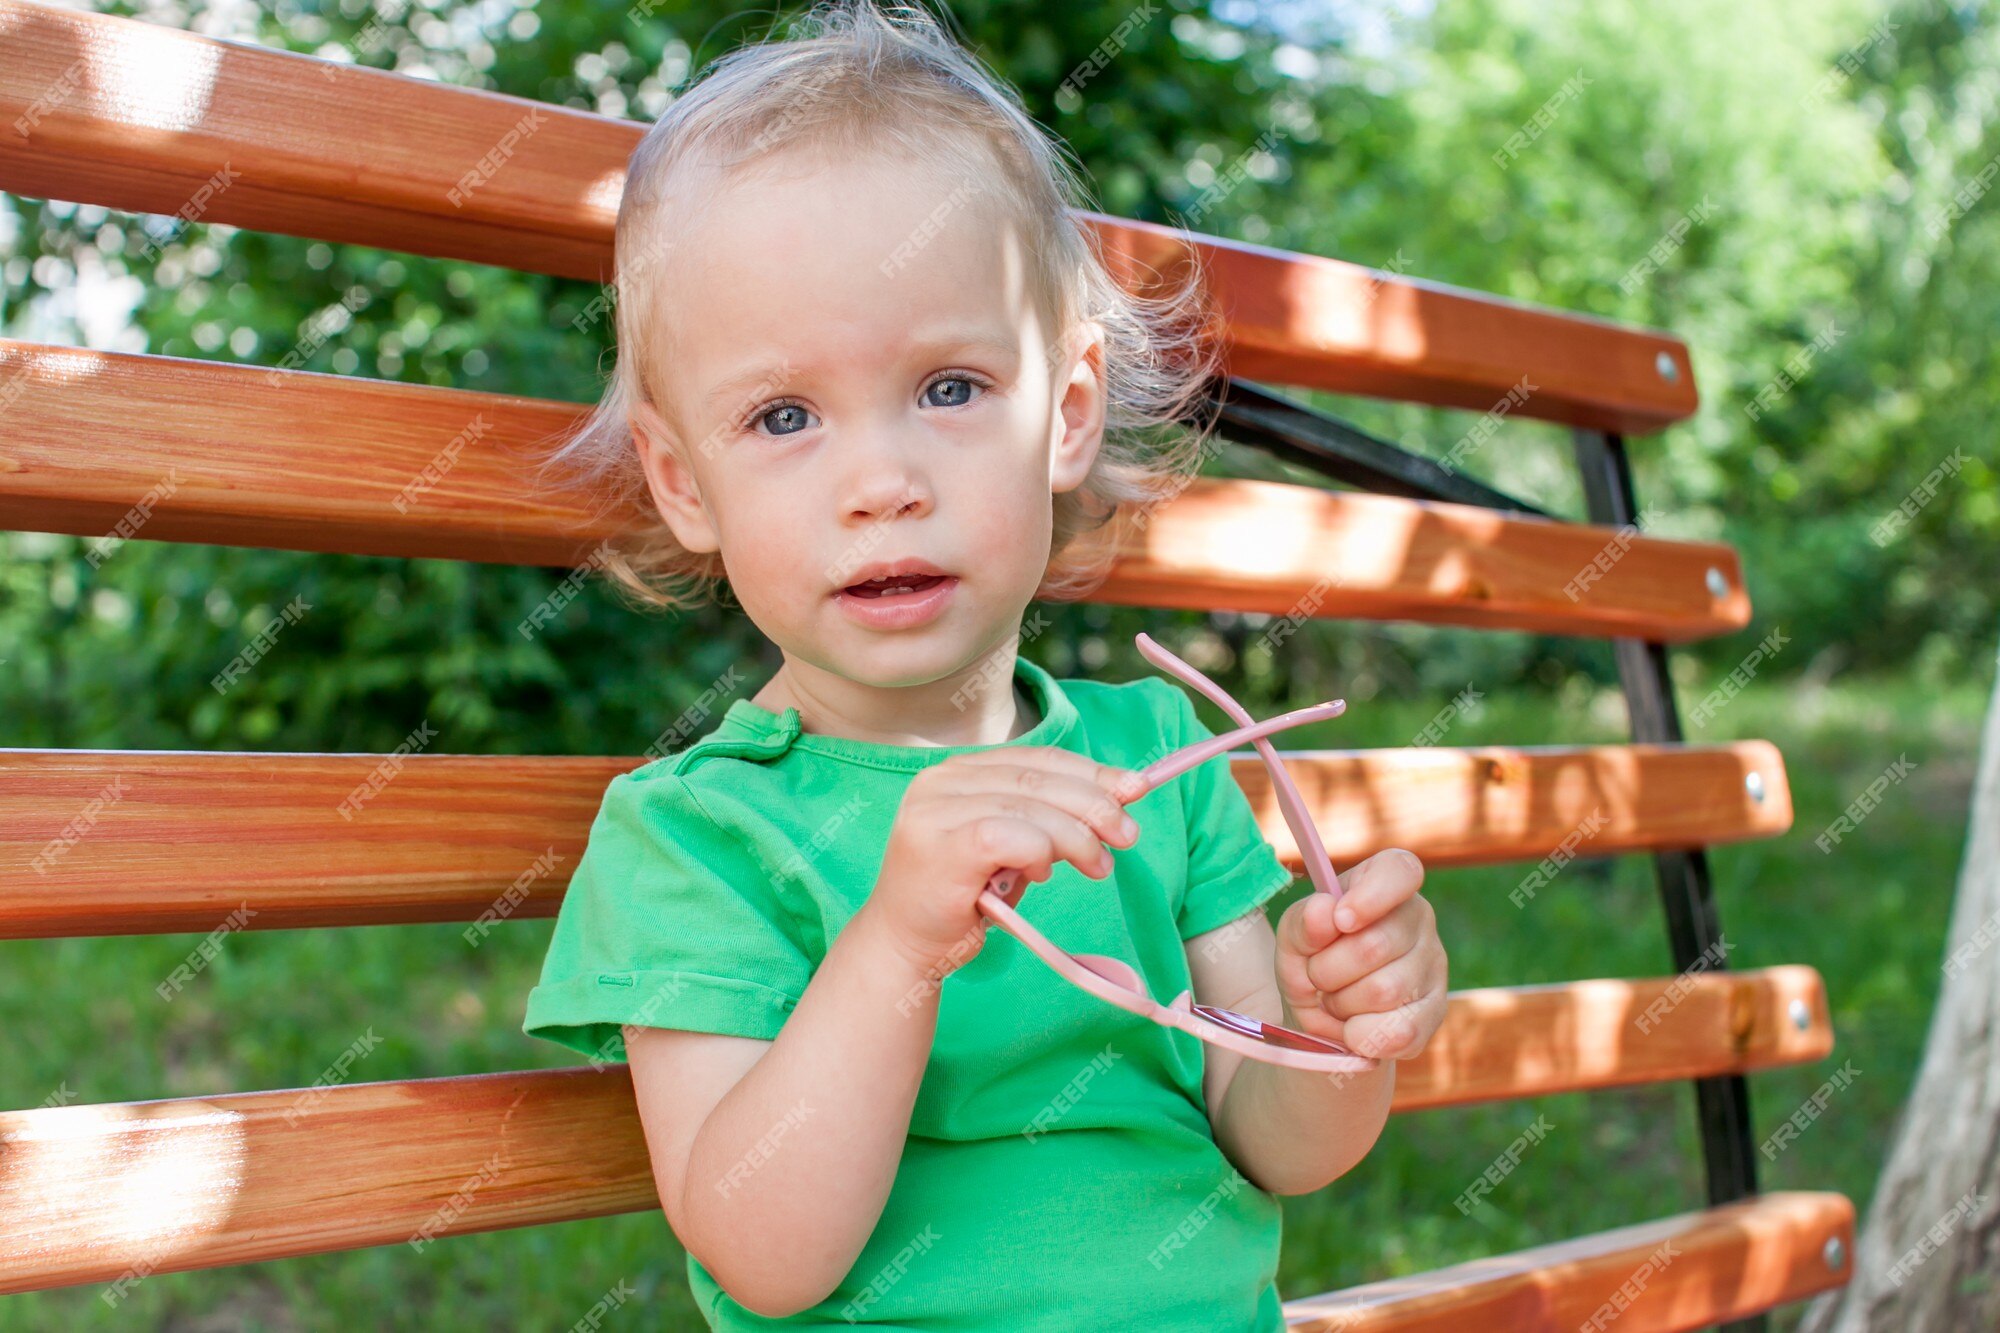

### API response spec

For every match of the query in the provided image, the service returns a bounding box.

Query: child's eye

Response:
[744,400,818,438]
[740,375,988,438]
[923,374,989,408]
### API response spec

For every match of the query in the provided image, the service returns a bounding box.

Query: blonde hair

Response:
[536,0,1226,612]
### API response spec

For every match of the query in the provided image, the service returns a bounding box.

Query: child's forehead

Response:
[647,150,1054,396]
[676,143,1011,264]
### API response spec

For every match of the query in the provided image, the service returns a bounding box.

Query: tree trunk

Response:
[1797,664,2000,1331]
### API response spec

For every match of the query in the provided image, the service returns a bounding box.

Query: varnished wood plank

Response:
[0,741,1790,938]
[1391,966,1832,1112]
[0,968,1835,1295]
[1282,1191,1855,1332]
[0,342,1746,637]
[1094,211,1698,433]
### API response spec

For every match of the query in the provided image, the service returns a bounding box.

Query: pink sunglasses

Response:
[977,632,1380,1075]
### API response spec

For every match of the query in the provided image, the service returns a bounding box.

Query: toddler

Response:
[523,3,1448,1327]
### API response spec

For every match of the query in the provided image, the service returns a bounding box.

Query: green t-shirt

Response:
[523,654,1298,1331]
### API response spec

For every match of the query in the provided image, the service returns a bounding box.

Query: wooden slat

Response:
[0,341,596,565]
[0,341,1747,638]
[0,0,623,282]
[1391,966,1831,1112]
[0,1,1697,433]
[1099,475,1748,639]
[1239,740,1793,873]
[0,968,1834,1295]
[0,1068,651,1297]
[0,741,1791,938]
[1095,212,1700,433]
[1281,1191,1854,1332]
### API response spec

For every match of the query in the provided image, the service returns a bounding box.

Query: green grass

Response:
[0,672,1982,1330]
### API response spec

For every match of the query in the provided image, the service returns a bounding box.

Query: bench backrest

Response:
[0,3,1853,1327]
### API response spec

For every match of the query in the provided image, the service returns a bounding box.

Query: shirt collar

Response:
[711,654,1079,769]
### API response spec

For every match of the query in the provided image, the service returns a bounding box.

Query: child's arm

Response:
[624,904,942,1319]
[1185,848,1447,1195]
[624,747,1139,1318]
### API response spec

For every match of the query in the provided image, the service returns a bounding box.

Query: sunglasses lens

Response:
[1192,1002,1353,1055]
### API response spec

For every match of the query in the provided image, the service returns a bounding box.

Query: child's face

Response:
[632,145,1107,690]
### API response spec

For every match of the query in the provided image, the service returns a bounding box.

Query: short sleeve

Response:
[1150,679,1298,940]
[523,769,816,1063]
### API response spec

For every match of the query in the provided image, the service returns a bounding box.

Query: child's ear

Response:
[630,394,720,554]
[1050,320,1109,495]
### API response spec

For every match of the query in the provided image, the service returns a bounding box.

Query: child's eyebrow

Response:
[701,328,1022,411]
[905,328,1023,365]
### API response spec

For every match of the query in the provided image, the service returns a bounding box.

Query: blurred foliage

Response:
[3,0,1995,757]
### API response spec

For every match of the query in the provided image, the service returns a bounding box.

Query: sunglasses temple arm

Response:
[1254,734,1344,902]
[1132,699,1345,792]
[987,707,1338,909]
[1133,633,1345,901]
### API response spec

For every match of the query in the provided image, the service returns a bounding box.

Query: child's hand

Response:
[1271,848,1447,1061]
[858,747,1145,978]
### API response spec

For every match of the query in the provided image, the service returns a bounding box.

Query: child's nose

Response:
[838,450,934,526]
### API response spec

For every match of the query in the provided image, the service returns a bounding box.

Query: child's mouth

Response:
[842,573,949,599]
[833,573,959,629]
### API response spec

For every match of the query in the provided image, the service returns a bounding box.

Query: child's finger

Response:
[956,747,1145,804]
[1339,1003,1424,1061]
[1275,890,1341,958]
[1331,848,1425,934]
[1272,893,1341,1015]
[1317,951,1430,1024]
[1301,902,1422,997]
[1278,987,1349,1046]
[942,755,1144,854]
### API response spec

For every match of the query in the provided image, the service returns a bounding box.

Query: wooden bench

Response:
[0,3,1854,1327]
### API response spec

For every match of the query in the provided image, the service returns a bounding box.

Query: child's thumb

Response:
[1277,890,1340,958]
